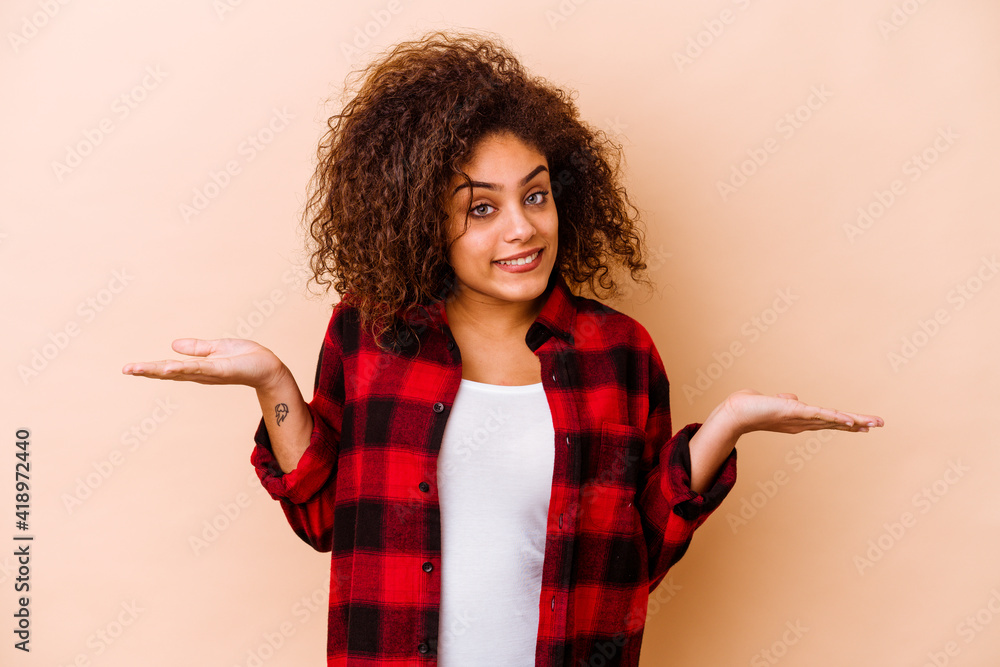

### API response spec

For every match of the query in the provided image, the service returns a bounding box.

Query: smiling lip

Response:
[493,248,543,273]
[494,247,543,262]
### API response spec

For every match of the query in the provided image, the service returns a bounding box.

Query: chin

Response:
[494,268,552,295]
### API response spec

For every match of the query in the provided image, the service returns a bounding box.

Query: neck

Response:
[444,287,548,341]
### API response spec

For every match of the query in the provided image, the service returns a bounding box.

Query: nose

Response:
[503,203,537,242]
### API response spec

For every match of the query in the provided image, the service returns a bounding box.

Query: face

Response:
[443,131,558,310]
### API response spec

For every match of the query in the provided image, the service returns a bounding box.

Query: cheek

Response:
[444,218,469,267]
[457,230,495,264]
[447,240,478,273]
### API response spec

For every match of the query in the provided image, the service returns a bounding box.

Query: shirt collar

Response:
[405,269,578,350]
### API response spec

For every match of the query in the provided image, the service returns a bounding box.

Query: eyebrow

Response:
[450,165,549,198]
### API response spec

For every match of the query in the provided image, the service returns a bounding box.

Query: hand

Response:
[710,389,884,437]
[122,338,287,391]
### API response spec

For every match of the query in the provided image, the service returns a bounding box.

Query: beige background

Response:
[3,0,998,665]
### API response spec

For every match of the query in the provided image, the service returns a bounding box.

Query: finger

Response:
[171,338,217,357]
[775,393,799,401]
[124,369,225,384]
[124,358,217,379]
[776,419,872,435]
[851,413,884,427]
[831,421,872,432]
[805,412,882,432]
[798,404,856,427]
[122,360,179,377]
[122,361,177,375]
[827,409,884,428]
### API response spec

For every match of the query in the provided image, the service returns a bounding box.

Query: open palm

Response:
[121,338,284,390]
[714,389,883,436]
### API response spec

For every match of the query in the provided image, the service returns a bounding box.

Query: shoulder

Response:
[566,293,670,401]
[318,296,366,353]
[323,297,355,335]
[323,295,434,356]
[566,292,658,353]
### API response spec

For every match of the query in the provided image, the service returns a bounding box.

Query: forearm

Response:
[688,416,740,495]
[255,365,314,474]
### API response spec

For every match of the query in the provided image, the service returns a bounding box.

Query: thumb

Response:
[171,338,215,357]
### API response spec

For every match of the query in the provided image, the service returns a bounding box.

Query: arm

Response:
[688,415,741,496]
[253,365,313,473]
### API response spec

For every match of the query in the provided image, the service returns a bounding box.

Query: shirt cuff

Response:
[663,422,738,522]
[250,402,337,504]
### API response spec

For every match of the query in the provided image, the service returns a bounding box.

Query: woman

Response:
[123,29,882,666]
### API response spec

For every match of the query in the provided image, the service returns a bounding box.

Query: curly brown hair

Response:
[303,27,654,351]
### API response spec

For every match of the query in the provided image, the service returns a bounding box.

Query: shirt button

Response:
[446,339,454,350]
[551,373,557,382]
[417,642,429,654]
[422,561,434,573]
[433,402,444,413]
[551,596,555,611]
[565,435,571,445]
[419,481,430,493]
[559,513,563,529]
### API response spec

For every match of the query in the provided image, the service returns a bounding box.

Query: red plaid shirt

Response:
[251,270,737,666]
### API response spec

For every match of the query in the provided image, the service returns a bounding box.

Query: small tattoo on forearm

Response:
[275,403,289,426]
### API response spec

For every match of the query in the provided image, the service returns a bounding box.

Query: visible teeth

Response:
[496,251,538,266]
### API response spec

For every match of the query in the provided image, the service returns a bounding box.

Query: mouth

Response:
[493,248,542,268]
[493,248,544,273]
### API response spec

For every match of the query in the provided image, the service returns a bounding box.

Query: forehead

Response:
[460,132,547,172]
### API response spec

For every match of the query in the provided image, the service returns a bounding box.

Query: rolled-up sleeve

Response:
[662,422,737,522]
[250,399,339,504]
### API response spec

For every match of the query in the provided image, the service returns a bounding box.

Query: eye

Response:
[526,190,550,205]
[469,203,495,217]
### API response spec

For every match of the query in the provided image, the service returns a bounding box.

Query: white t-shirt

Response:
[435,378,555,665]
